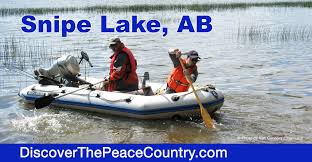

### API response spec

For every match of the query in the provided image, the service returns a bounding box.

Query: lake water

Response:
[0,1,311,143]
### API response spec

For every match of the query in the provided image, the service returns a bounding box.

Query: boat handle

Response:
[211,91,218,99]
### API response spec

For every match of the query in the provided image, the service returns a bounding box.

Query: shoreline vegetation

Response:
[0,37,68,71]
[0,37,50,71]
[0,1,312,16]
[236,25,312,42]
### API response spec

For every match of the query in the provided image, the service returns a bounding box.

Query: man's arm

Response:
[190,68,198,83]
[168,49,181,68]
[109,53,128,81]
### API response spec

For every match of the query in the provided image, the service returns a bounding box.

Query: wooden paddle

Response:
[35,80,109,109]
[178,57,215,128]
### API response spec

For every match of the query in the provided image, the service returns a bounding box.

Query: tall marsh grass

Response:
[236,25,312,42]
[0,37,55,72]
[0,1,312,16]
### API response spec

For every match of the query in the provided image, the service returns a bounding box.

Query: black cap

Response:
[187,50,201,61]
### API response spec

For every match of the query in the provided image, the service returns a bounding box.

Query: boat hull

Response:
[19,82,224,119]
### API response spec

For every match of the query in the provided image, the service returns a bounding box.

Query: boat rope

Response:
[176,87,206,97]
[170,84,216,101]
[183,84,215,96]
[155,83,216,96]
[170,87,206,101]
[154,83,167,95]
[29,86,65,96]
[97,95,133,103]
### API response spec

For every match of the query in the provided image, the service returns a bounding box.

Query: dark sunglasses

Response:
[191,58,200,63]
[109,44,116,49]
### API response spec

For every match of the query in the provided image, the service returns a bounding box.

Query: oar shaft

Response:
[178,59,197,98]
[178,87,205,97]
[179,60,205,107]
[189,81,204,107]
[178,57,214,128]
[55,80,108,99]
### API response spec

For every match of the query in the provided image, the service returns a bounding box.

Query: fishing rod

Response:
[2,65,36,80]
[4,65,65,86]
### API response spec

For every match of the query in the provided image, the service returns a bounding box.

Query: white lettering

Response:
[111,149,119,158]
[207,149,215,158]
[128,149,135,158]
[20,147,29,158]
[64,149,72,158]
[154,149,162,158]
[19,146,228,160]
[216,149,228,158]
[199,149,206,158]
[120,149,127,158]
[94,149,102,158]
[41,149,48,158]
[33,149,41,158]
[144,146,153,158]
[78,147,86,158]
[102,147,111,158]
[136,149,143,158]
[57,149,65,158]
[187,149,196,161]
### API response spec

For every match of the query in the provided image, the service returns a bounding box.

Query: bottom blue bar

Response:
[0,144,310,162]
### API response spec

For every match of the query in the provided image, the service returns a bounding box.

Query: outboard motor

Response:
[34,51,91,87]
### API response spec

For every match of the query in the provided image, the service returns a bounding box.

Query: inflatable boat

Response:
[18,78,224,119]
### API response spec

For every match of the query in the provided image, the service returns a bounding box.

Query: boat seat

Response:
[142,86,154,96]
[126,86,154,96]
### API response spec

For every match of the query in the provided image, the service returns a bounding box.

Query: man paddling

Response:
[166,49,200,94]
[105,37,139,92]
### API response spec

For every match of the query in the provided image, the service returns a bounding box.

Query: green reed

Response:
[0,37,55,71]
[0,1,312,16]
[236,25,312,42]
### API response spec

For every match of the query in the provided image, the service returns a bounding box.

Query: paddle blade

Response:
[34,95,55,109]
[200,106,215,128]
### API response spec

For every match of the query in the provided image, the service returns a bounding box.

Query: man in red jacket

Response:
[105,37,139,92]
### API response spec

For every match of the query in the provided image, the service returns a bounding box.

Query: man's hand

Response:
[169,48,181,58]
[183,69,190,76]
[174,49,181,58]
[104,76,110,82]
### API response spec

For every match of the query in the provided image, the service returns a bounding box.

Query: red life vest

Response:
[108,47,138,91]
[110,47,136,75]
[167,59,197,93]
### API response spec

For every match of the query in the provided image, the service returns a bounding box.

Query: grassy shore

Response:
[0,1,312,16]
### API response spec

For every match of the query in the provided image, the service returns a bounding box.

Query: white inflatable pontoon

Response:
[19,78,224,119]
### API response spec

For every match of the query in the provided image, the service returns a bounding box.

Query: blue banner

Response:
[0,144,310,162]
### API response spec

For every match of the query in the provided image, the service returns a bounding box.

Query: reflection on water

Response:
[0,6,311,143]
